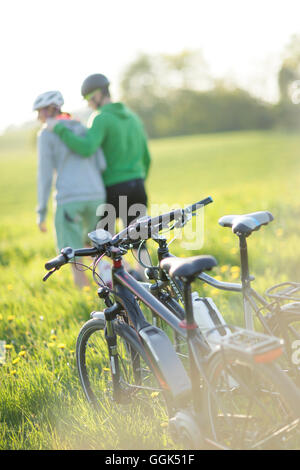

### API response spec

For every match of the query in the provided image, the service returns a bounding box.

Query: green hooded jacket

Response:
[53,102,151,187]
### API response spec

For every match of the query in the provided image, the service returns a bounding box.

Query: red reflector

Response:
[254,347,283,364]
[179,320,198,330]
[113,259,122,268]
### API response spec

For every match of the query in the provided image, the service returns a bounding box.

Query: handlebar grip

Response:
[45,246,99,271]
[188,196,213,213]
[45,253,68,270]
[74,247,99,257]
[160,196,213,225]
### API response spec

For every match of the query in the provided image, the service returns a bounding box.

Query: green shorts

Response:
[55,199,105,251]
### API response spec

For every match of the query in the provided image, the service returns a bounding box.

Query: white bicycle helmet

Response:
[33,91,64,111]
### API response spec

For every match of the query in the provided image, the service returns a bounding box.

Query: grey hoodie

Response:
[36,118,106,223]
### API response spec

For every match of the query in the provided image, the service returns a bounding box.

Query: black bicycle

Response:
[143,208,300,387]
[197,210,300,385]
[44,198,300,449]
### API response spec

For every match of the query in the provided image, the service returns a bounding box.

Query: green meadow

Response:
[0,129,300,449]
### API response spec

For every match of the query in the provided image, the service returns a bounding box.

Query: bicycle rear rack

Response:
[205,325,284,364]
[265,282,300,302]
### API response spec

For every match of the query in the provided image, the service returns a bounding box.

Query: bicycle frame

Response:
[104,255,211,413]
[138,234,276,336]
[198,232,295,341]
[200,235,256,330]
[199,270,273,331]
[199,269,300,376]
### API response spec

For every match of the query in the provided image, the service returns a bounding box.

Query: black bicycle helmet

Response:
[81,74,110,97]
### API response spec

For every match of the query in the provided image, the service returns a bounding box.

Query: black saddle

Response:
[160,255,217,280]
[218,211,273,236]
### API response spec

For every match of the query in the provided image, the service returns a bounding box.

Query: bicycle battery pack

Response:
[139,325,192,402]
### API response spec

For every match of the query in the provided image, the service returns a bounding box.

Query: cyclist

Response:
[46,74,151,280]
[33,90,107,288]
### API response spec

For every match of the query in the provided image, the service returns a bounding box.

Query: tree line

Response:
[119,37,300,139]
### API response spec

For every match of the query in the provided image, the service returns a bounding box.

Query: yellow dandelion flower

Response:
[83,286,90,292]
[5,344,13,350]
[7,285,13,291]
[18,351,26,357]
[214,275,222,281]
[57,343,66,349]
[231,272,240,280]
[151,391,160,398]
[230,266,240,272]
[102,367,110,372]
[160,422,168,428]
[50,334,57,341]
[220,265,229,273]
[47,342,55,348]
[230,248,238,255]
[7,315,15,321]
[0,314,3,321]
[10,370,17,376]
[12,357,20,365]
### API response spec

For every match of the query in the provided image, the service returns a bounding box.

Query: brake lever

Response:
[43,268,58,282]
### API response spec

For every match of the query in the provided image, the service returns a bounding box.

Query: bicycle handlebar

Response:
[44,196,213,272]
[111,196,213,245]
[44,246,99,271]
[186,196,213,213]
[45,253,69,271]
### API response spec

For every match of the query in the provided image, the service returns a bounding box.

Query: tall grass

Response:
[0,129,299,449]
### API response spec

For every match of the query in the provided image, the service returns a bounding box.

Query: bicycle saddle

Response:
[160,255,217,280]
[218,211,274,236]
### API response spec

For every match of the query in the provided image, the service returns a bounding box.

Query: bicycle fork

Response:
[97,287,128,404]
[103,313,120,405]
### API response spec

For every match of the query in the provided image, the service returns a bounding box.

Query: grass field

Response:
[0,129,300,449]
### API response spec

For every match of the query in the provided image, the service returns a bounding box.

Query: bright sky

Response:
[0,0,299,133]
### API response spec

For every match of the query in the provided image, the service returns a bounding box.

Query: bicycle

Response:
[197,210,300,385]
[43,198,300,449]
[143,208,300,386]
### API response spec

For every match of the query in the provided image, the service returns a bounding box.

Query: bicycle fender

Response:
[139,324,192,403]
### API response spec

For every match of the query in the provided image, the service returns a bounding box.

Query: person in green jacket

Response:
[47,74,151,279]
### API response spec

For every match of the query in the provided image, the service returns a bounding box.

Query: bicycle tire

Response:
[76,314,172,415]
[203,350,300,449]
[265,306,300,383]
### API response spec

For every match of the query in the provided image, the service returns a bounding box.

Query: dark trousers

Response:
[99,178,148,248]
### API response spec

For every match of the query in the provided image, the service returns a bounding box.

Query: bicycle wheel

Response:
[266,305,300,383]
[203,351,300,449]
[76,314,171,417]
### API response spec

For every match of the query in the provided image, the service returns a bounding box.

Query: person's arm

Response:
[95,148,107,173]
[53,113,108,157]
[36,131,54,227]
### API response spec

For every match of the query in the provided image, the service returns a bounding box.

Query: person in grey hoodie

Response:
[33,90,108,288]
